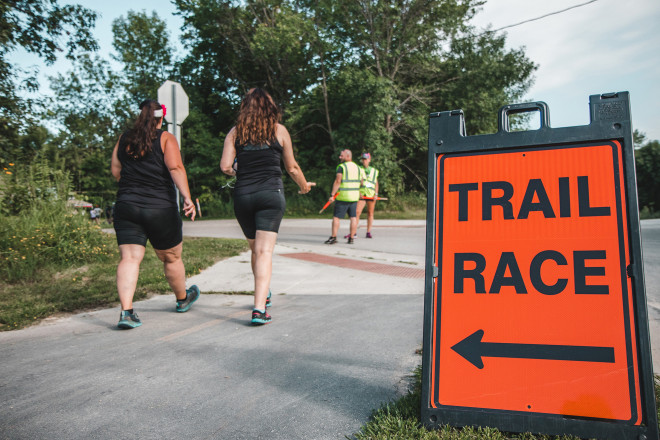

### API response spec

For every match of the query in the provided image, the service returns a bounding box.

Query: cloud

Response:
[472,0,660,138]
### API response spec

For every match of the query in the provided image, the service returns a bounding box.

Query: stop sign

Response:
[157,80,189,124]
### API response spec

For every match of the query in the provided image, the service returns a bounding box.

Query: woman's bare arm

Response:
[220,127,238,177]
[162,132,196,220]
[278,124,314,194]
[111,140,122,181]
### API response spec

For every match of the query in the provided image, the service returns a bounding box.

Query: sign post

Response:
[421,93,658,439]
[157,80,189,210]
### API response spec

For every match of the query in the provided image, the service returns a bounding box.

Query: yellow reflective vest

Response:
[336,161,363,202]
[359,166,379,198]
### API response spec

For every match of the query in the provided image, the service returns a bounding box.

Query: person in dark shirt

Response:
[110,99,199,329]
[105,204,113,224]
[220,88,314,325]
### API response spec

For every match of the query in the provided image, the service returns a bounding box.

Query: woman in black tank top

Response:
[220,88,315,325]
[110,99,200,329]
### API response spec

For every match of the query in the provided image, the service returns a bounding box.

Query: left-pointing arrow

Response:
[451,330,615,369]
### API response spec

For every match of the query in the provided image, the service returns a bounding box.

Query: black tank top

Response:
[233,139,284,196]
[116,130,177,208]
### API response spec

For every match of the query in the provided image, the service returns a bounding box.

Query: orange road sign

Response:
[434,142,637,419]
[421,95,658,440]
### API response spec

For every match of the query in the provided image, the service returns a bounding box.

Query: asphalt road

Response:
[0,219,426,440]
[640,219,660,371]
[184,217,660,373]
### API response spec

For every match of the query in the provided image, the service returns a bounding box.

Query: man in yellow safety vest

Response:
[356,152,379,238]
[324,149,364,244]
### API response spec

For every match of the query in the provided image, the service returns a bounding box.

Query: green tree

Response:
[0,0,98,166]
[633,129,646,149]
[294,0,536,193]
[112,10,175,108]
[47,53,120,201]
[42,10,177,205]
[635,139,660,215]
[174,0,536,200]
[175,0,324,203]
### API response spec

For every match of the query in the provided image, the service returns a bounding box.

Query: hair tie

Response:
[154,105,166,118]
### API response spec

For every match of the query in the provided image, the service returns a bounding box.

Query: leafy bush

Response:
[0,160,113,282]
[639,205,659,219]
[382,191,427,213]
[197,196,235,219]
[635,140,660,214]
[1,159,70,216]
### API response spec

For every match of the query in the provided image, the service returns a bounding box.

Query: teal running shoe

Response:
[117,310,142,329]
[176,285,200,313]
[251,309,272,325]
[266,290,272,308]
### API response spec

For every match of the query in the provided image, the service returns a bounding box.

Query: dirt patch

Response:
[54,265,89,280]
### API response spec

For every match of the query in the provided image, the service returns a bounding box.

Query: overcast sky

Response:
[471,0,660,140]
[14,0,660,140]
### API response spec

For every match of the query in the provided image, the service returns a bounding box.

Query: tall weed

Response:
[0,161,113,282]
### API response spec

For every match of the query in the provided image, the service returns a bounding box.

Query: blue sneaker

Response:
[118,310,142,329]
[176,285,200,313]
[251,309,272,325]
[266,290,272,308]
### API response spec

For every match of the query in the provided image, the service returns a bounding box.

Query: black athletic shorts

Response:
[113,202,183,250]
[333,200,357,219]
[233,189,286,239]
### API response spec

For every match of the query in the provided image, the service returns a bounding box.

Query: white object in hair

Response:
[154,109,164,117]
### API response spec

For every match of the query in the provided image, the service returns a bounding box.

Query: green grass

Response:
[0,235,248,331]
[353,367,660,440]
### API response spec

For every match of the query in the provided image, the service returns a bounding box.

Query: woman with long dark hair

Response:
[110,99,199,329]
[220,88,314,325]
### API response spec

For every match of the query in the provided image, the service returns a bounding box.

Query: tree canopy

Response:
[174,0,537,197]
[0,0,97,166]
[4,0,556,215]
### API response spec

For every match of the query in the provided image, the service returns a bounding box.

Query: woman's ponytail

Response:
[123,99,164,159]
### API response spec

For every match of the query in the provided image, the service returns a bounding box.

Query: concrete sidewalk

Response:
[184,218,425,296]
[0,219,426,440]
[188,242,424,297]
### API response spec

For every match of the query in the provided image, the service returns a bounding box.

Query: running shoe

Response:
[344,233,358,239]
[176,285,200,313]
[324,236,337,244]
[347,237,354,244]
[251,309,272,325]
[266,290,272,308]
[366,232,373,238]
[117,310,142,329]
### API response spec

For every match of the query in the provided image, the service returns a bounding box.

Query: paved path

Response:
[0,219,426,440]
[184,219,425,296]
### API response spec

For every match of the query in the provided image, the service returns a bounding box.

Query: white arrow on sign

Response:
[157,80,189,125]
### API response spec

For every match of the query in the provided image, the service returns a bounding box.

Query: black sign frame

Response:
[421,92,659,440]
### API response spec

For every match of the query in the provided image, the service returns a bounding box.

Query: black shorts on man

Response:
[333,200,357,218]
